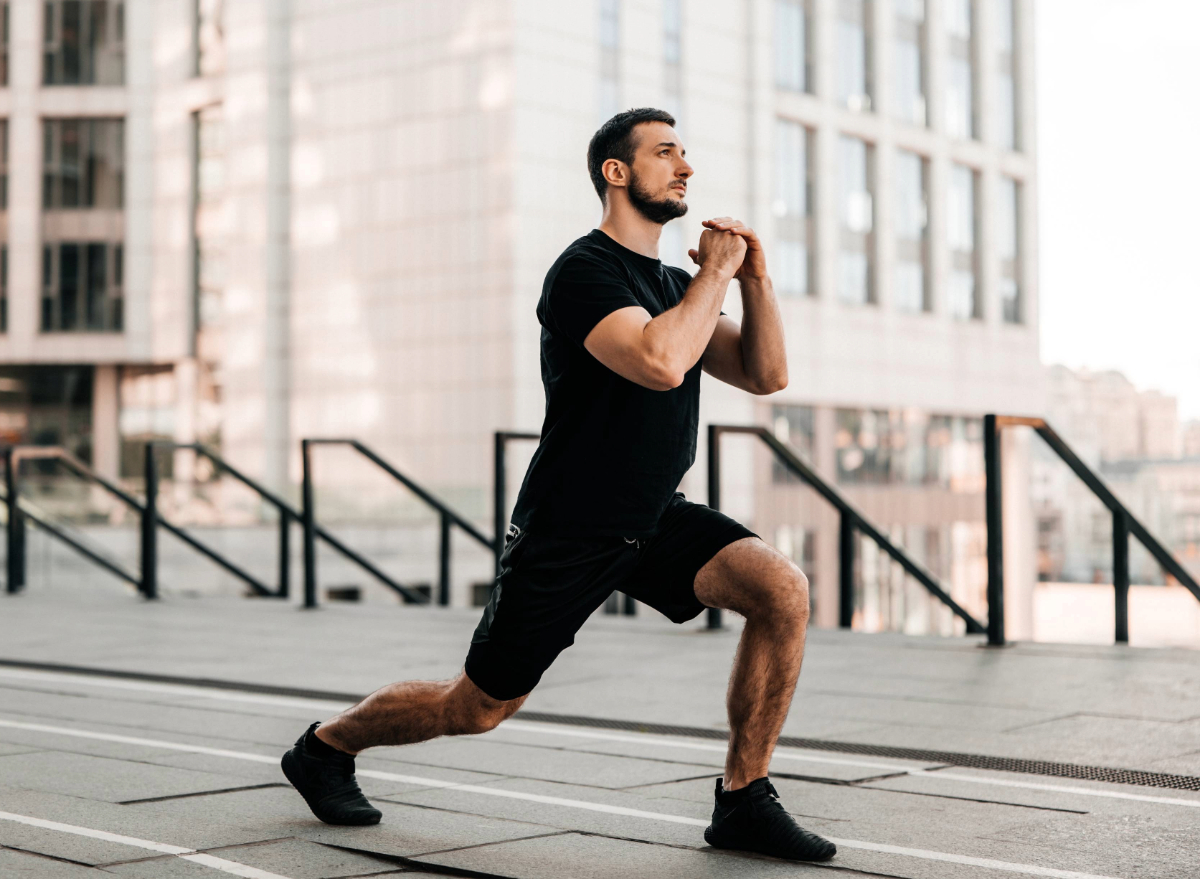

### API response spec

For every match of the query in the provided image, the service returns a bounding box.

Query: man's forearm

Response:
[738,276,788,392]
[641,265,733,382]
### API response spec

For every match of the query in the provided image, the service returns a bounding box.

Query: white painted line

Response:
[0,810,295,879]
[0,667,353,713]
[0,717,1127,879]
[3,667,1199,810]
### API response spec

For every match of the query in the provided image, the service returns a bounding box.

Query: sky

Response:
[1036,0,1200,418]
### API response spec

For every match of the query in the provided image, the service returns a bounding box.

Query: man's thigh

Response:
[622,492,759,623]
[464,527,635,701]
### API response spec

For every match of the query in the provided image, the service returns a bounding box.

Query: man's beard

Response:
[627,171,688,225]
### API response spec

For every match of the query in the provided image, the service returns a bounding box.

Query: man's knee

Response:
[749,564,810,625]
[444,674,526,736]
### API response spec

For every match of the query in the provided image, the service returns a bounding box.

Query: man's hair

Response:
[587,108,676,204]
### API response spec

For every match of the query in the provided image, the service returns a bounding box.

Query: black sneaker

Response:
[281,722,382,826]
[704,777,836,862]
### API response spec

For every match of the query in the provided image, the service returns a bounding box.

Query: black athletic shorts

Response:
[464,491,759,701]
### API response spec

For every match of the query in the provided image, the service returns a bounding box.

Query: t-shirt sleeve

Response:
[546,253,643,348]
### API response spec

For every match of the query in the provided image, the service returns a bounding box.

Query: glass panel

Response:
[893,0,925,125]
[947,164,975,252]
[837,0,871,111]
[944,0,974,139]
[44,0,124,85]
[774,0,807,92]
[42,118,124,209]
[774,119,810,297]
[838,136,872,305]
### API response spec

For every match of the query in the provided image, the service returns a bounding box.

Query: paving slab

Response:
[0,789,283,865]
[374,736,718,790]
[102,837,404,878]
[419,830,837,879]
[0,750,257,804]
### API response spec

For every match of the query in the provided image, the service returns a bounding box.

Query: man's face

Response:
[625,121,693,225]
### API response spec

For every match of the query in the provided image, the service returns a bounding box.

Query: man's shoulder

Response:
[545,233,624,287]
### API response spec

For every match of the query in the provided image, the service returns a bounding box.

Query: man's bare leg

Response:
[693,536,810,789]
[316,673,528,755]
[694,536,834,861]
[282,671,525,826]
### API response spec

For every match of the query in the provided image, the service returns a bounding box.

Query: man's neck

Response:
[597,209,662,259]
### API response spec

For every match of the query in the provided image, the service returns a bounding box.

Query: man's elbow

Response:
[752,373,788,395]
[642,351,685,391]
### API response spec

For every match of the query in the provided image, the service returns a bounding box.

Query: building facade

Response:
[0,0,1042,632]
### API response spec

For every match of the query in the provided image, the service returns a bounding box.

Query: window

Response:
[995,0,1017,149]
[118,366,176,479]
[773,119,812,297]
[774,0,809,93]
[1,2,10,86]
[947,164,978,320]
[0,247,7,333]
[0,118,8,208]
[193,105,227,339]
[893,0,926,125]
[771,404,815,484]
[998,176,1021,323]
[41,241,123,332]
[944,0,975,139]
[43,118,125,209]
[837,0,872,111]
[838,135,873,305]
[44,0,125,86]
[894,150,929,313]
[599,0,620,121]
[663,0,682,116]
[837,409,983,489]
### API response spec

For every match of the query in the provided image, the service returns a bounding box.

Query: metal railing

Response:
[5,446,147,595]
[142,442,295,600]
[708,424,986,635]
[493,430,540,577]
[301,439,493,609]
[985,414,1200,647]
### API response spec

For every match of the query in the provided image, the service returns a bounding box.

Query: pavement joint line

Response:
[0,716,1129,879]
[0,809,297,879]
[118,782,289,805]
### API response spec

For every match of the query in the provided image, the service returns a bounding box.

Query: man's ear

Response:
[603,158,629,190]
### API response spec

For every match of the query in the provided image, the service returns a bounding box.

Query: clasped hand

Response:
[687,217,767,282]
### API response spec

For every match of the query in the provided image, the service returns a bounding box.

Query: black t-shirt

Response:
[510,228,721,538]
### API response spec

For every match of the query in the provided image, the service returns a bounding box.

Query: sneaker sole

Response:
[281,748,382,826]
[704,824,836,862]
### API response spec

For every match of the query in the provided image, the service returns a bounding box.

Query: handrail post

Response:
[493,432,505,579]
[277,503,290,599]
[439,511,451,606]
[1113,509,1130,644]
[5,447,24,594]
[140,443,158,599]
[706,424,722,630]
[984,414,1006,646]
[839,513,854,629]
[301,439,318,609]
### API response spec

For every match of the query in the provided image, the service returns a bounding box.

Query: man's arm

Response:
[582,229,747,390]
[700,277,788,395]
[696,219,788,395]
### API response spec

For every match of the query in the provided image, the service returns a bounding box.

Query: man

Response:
[282,108,836,863]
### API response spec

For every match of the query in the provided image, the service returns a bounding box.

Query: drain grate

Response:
[514,710,1200,793]
[4,657,1198,793]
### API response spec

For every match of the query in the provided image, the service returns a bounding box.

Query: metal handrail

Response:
[5,446,149,595]
[985,414,1200,646]
[708,424,987,635]
[0,486,140,588]
[143,442,290,599]
[301,438,494,608]
[493,430,539,576]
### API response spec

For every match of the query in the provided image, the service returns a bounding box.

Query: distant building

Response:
[1035,365,1195,584]
[0,0,1042,631]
